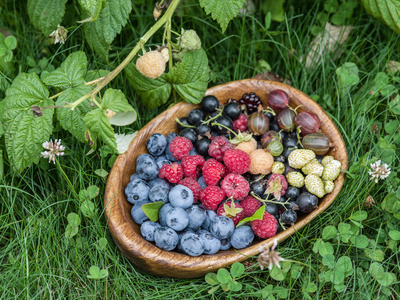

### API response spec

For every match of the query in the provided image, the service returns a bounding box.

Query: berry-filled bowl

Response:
[104,79,348,278]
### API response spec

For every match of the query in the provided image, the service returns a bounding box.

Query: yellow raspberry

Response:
[249,149,274,175]
[136,51,166,79]
[235,138,257,155]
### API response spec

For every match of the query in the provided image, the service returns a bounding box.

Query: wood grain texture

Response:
[104,79,348,278]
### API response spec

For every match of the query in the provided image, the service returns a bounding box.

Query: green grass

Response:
[1,0,400,298]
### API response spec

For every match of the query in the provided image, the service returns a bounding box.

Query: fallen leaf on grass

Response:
[365,195,375,208]
[303,22,352,69]
[386,61,400,74]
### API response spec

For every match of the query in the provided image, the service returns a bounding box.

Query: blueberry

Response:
[136,153,154,165]
[189,147,199,156]
[146,133,167,156]
[196,123,211,136]
[201,210,217,230]
[177,117,191,132]
[281,209,298,225]
[131,200,151,225]
[140,221,161,242]
[264,203,278,216]
[158,203,174,226]
[166,132,178,144]
[154,227,179,251]
[188,108,205,125]
[165,145,178,162]
[180,128,197,144]
[296,192,318,213]
[198,230,221,255]
[210,216,235,240]
[220,239,231,250]
[201,95,219,113]
[195,137,211,156]
[166,207,190,231]
[230,225,255,249]
[223,102,241,120]
[148,177,170,190]
[125,180,150,204]
[178,232,204,256]
[198,176,207,190]
[136,157,159,180]
[285,186,300,200]
[129,173,142,182]
[156,155,171,169]
[149,185,170,203]
[186,205,206,231]
[169,185,194,209]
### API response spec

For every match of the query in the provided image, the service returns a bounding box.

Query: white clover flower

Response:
[368,160,391,183]
[41,139,65,164]
[49,25,68,44]
[258,238,285,271]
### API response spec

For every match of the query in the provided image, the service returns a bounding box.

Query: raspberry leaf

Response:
[43,52,88,89]
[236,205,264,227]
[56,85,92,143]
[83,108,118,152]
[166,48,209,104]
[361,0,400,34]
[27,0,68,35]
[2,73,54,172]
[78,0,107,22]
[199,0,246,33]
[101,88,136,126]
[125,63,172,109]
[142,201,165,222]
[82,0,132,60]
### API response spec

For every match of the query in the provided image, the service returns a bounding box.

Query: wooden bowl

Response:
[104,79,348,278]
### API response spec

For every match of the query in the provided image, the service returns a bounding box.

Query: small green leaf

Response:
[65,223,79,238]
[79,185,100,201]
[85,69,110,82]
[207,286,219,294]
[43,51,88,89]
[110,111,137,126]
[305,282,317,293]
[389,95,400,114]
[336,256,353,277]
[87,265,108,279]
[217,268,232,285]
[364,249,385,262]
[80,200,96,218]
[98,237,108,250]
[312,238,323,253]
[322,254,335,268]
[142,201,164,222]
[264,12,272,30]
[319,241,334,257]
[260,0,285,22]
[273,286,288,299]
[205,273,219,285]
[230,262,245,278]
[389,230,400,240]
[332,269,345,285]
[199,0,246,33]
[270,265,286,281]
[167,48,209,105]
[27,0,68,35]
[84,108,117,152]
[67,213,81,226]
[115,132,137,154]
[236,205,264,227]
[396,187,400,199]
[322,225,337,241]
[95,168,109,177]
[228,280,242,292]
[351,235,370,249]
[5,36,17,50]
[350,210,368,221]
[290,264,304,279]
[369,262,385,281]
[384,120,399,135]
[338,223,352,243]
[101,88,134,113]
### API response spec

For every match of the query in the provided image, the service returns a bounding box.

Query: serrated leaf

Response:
[80,200,96,218]
[44,51,88,89]
[115,132,137,154]
[205,273,219,285]
[125,63,171,109]
[167,48,209,104]
[78,0,106,22]
[360,0,400,34]
[82,0,132,60]
[2,73,54,172]
[101,88,134,112]
[56,85,92,143]
[199,0,246,33]
[27,0,68,35]
[236,205,265,227]
[84,108,117,152]
[87,265,108,279]
[85,69,110,82]
[230,262,244,278]
[217,268,232,284]
[142,201,164,222]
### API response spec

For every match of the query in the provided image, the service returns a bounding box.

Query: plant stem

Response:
[68,0,182,110]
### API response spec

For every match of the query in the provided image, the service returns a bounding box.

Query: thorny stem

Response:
[68,0,182,110]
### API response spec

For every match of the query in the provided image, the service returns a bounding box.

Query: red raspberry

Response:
[220,174,250,200]
[159,162,183,183]
[208,136,233,161]
[202,159,225,186]
[251,211,277,238]
[181,155,205,179]
[265,174,288,200]
[169,137,193,160]
[179,177,201,202]
[200,186,225,210]
[232,113,248,132]
[223,149,251,175]
[217,200,244,226]
[241,195,262,217]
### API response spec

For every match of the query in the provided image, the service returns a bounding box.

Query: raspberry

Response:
[223,149,251,175]
[208,136,233,161]
[221,174,250,200]
[249,149,274,174]
[250,211,277,238]
[179,177,201,202]
[241,195,262,217]
[217,200,244,226]
[159,162,183,183]
[169,136,193,160]
[235,137,257,155]
[200,186,225,210]
[181,155,205,179]
[136,51,167,79]
[265,174,288,200]
[202,159,225,186]
[232,113,248,133]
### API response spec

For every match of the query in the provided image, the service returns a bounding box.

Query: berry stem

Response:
[67,0,182,111]
[210,121,238,137]
[201,108,223,124]
[262,107,276,116]
[174,118,195,128]
[295,126,304,147]
[250,191,292,207]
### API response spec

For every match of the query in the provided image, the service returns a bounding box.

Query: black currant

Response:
[316,155,324,163]
[296,192,318,213]
[201,95,219,113]
[281,209,298,224]
[223,102,241,120]
[212,115,233,135]
[195,137,211,156]
[177,117,191,132]
[196,123,211,136]
[282,147,296,157]
[283,137,298,148]
[265,203,278,216]
[180,128,197,144]
[269,122,279,132]
[265,112,274,122]
[250,180,266,196]
[285,186,300,200]
[274,155,285,163]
